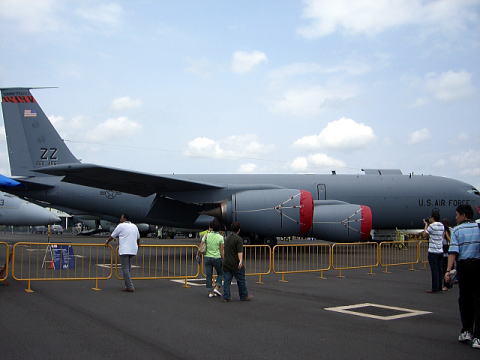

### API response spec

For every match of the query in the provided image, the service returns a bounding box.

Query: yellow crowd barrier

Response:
[331,242,379,277]
[242,245,271,283]
[418,240,429,269]
[272,244,331,282]
[6,239,434,292]
[114,245,199,287]
[0,242,9,282]
[379,240,420,273]
[12,242,114,293]
[199,245,271,285]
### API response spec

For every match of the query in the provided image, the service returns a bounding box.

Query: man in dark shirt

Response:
[222,222,250,302]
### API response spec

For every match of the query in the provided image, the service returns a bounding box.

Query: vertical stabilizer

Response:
[0,88,79,176]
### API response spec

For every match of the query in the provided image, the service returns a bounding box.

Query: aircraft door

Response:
[317,184,326,200]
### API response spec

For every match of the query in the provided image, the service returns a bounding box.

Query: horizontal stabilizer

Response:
[0,174,21,187]
[1,178,55,191]
[34,163,223,196]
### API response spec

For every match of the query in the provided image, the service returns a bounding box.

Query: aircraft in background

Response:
[71,215,156,237]
[1,88,479,245]
[0,191,60,226]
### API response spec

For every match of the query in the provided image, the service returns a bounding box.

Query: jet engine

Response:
[216,189,313,236]
[212,190,372,242]
[310,201,372,242]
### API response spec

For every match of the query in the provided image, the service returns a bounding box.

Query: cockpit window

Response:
[468,187,480,196]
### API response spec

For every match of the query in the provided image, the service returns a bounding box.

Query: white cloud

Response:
[290,157,309,171]
[294,117,375,150]
[76,3,123,27]
[269,61,370,81]
[408,128,431,144]
[290,153,345,172]
[409,97,429,108]
[48,115,64,126]
[111,96,143,110]
[450,150,480,175]
[238,163,257,173]
[185,57,212,78]
[0,0,62,33]
[298,0,480,38]
[232,51,267,74]
[47,115,87,140]
[271,85,357,117]
[185,134,274,159]
[87,117,141,141]
[433,159,446,168]
[425,71,475,101]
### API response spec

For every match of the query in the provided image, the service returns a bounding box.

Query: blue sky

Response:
[0,0,479,189]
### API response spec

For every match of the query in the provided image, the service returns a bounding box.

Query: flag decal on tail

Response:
[24,109,37,117]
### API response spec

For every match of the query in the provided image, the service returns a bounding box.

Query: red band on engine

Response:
[299,190,314,234]
[360,205,372,241]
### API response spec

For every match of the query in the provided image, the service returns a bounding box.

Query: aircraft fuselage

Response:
[10,173,479,232]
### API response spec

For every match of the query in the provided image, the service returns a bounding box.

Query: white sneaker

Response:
[458,331,473,342]
[472,338,480,349]
[213,287,222,296]
[208,292,214,298]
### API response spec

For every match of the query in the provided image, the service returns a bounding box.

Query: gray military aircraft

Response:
[1,87,479,244]
[0,191,60,226]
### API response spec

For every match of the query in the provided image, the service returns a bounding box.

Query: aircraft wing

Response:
[35,163,223,197]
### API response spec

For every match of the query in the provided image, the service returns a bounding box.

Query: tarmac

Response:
[0,233,478,359]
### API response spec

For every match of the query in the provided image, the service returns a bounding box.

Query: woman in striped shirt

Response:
[424,212,445,293]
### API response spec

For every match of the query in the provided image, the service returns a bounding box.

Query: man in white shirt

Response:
[106,214,140,292]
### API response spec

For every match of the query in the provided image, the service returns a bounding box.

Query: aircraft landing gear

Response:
[263,236,277,247]
[241,233,277,247]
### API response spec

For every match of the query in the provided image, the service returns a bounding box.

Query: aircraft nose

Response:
[49,213,61,224]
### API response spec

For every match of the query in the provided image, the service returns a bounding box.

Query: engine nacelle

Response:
[310,201,372,242]
[218,189,313,236]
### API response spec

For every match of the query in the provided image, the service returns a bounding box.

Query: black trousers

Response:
[428,252,443,292]
[457,259,480,338]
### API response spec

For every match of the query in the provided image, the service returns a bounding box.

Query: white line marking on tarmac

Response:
[170,278,206,287]
[97,264,140,269]
[324,303,431,321]
[170,278,237,286]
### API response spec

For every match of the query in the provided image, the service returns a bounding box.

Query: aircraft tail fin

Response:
[0,88,80,177]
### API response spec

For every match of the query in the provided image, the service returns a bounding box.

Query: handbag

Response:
[198,233,208,255]
[198,241,206,255]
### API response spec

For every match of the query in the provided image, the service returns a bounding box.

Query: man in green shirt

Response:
[203,219,224,297]
[223,222,250,302]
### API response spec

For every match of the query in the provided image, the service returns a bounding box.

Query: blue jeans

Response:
[204,257,223,291]
[120,254,135,290]
[428,252,443,292]
[223,266,248,300]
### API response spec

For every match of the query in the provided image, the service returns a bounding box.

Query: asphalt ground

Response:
[0,233,478,359]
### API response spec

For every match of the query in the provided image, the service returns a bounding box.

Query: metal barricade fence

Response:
[331,242,378,277]
[418,240,429,269]
[0,242,9,282]
[243,245,271,283]
[12,242,114,293]
[114,245,199,287]
[272,244,331,282]
[199,245,271,284]
[379,240,420,272]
